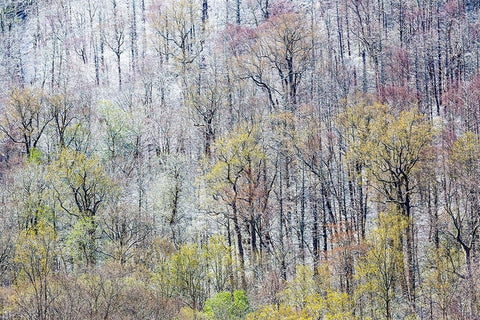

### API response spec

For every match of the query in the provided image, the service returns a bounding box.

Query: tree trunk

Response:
[236,0,241,24]
[232,200,246,288]
[279,163,286,280]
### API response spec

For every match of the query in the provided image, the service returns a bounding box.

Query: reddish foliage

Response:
[385,46,410,85]
[404,4,425,25]
[442,125,457,149]
[148,0,163,12]
[0,138,23,179]
[378,85,419,111]
[444,73,480,134]
[469,19,480,42]
[253,270,286,305]
[268,0,297,17]
[443,82,463,114]
[441,0,464,19]
[223,23,257,56]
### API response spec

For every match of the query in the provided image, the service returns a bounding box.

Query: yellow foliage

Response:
[205,235,232,292]
[245,304,309,320]
[169,243,209,309]
[449,131,480,163]
[14,220,57,283]
[48,148,115,217]
[249,265,355,320]
[0,87,50,156]
[177,306,210,320]
[6,88,43,127]
[13,220,58,318]
[322,291,355,320]
[449,131,480,185]
[355,211,407,319]
[339,103,433,186]
[280,265,316,309]
[203,122,266,195]
[423,245,462,318]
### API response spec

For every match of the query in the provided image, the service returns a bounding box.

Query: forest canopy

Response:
[1,0,480,319]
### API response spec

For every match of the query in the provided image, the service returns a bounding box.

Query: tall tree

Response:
[0,88,52,157]
[340,103,434,315]
[444,131,480,317]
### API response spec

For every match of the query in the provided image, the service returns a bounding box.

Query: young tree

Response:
[444,131,480,317]
[247,265,354,320]
[204,235,233,293]
[423,243,463,319]
[50,149,115,266]
[202,290,249,320]
[13,220,58,320]
[203,122,269,287]
[104,0,127,89]
[170,243,209,310]
[355,211,407,320]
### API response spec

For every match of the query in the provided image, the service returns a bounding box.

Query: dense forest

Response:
[1,0,480,319]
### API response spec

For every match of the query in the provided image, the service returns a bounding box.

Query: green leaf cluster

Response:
[203,290,249,320]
